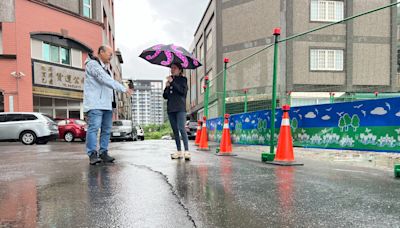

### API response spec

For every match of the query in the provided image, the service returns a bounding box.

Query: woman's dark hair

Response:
[88,45,108,61]
[88,52,98,61]
[171,63,184,75]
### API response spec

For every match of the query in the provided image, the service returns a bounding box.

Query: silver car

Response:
[0,112,59,145]
[111,120,138,142]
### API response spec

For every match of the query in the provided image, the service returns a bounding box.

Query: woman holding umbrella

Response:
[163,63,190,160]
[139,44,202,160]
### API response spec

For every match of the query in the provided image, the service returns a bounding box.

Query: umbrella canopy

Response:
[139,44,202,69]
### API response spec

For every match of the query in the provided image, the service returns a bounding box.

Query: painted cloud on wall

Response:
[370,107,387,115]
[305,112,316,119]
[321,115,331,120]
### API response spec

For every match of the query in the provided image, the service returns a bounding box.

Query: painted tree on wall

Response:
[291,118,298,132]
[257,119,263,131]
[343,114,352,131]
[338,113,352,132]
[338,116,346,132]
[263,120,267,133]
[351,114,360,132]
[257,119,267,134]
[235,122,242,135]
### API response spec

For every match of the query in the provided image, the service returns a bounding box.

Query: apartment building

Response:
[132,80,164,125]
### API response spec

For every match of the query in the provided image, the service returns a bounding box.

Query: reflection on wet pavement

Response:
[0,141,399,227]
[0,179,37,227]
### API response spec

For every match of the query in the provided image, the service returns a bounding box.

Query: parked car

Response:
[135,125,145,141]
[56,119,87,142]
[0,112,59,145]
[111,120,138,142]
[186,120,198,140]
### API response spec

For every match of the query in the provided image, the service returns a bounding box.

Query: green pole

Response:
[222,58,229,117]
[269,28,280,155]
[287,91,291,106]
[330,92,335,104]
[244,89,248,113]
[204,76,210,118]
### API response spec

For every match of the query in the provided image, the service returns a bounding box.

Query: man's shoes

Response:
[89,153,102,165]
[171,151,183,159]
[184,151,191,161]
[100,152,115,163]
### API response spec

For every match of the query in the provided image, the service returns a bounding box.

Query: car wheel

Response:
[81,138,86,142]
[64,132,75,142]
[20,131,37,145]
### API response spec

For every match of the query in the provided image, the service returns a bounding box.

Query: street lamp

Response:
[10,71,25,112]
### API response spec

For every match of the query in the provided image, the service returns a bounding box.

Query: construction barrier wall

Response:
[207,97,400,153]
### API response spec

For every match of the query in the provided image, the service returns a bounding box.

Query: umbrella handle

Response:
[128,80,134,89]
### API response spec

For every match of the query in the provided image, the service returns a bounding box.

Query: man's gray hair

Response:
[98,45,108,54]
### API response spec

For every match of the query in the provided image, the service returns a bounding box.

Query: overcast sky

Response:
[115,0,209,81]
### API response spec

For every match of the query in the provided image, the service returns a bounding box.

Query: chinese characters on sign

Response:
[33,61,84,91]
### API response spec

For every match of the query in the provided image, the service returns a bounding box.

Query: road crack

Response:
[128,163,197,228]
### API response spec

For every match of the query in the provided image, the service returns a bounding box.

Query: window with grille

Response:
[199,44,204,62]
[310,49,344,71]
[311,0,344,22]
[200,77,205,94]
[206,31,213,52]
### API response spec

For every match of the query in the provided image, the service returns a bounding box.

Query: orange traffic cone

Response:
[197,116,210,151]
[217,114,237,156]
[195,120,202,146]
[267,105,303,166]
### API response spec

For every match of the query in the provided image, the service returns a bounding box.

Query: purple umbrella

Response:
[139,44,202,69]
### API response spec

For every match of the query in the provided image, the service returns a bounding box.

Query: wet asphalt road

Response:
[0,140,399,228]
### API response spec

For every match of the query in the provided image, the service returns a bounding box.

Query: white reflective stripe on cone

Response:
[281,118,290,126]
[203,123,207,127]
[223,123,229,128]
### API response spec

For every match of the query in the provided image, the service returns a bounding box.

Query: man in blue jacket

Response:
[84,45,131,165]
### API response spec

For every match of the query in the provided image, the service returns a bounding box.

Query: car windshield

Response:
[113,121,123,126]
[75,120,87,126]
[43,115,56,123]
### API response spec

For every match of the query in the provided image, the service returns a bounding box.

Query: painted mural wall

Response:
[207,97,400,152]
